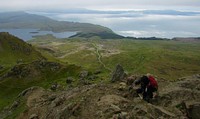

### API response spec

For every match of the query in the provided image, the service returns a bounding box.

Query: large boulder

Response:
[79,70,89,80]
[111,64,126,82]
[159,78,200,107]
[97,94,130,118]
[183,102,200,119]
[66,77,74,84]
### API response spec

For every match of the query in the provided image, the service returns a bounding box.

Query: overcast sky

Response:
[0,0,200,38]
[0,0,200,11]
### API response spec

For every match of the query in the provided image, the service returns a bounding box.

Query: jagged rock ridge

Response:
[1,74,200,119]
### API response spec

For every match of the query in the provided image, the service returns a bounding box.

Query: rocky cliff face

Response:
[1,74,200,119]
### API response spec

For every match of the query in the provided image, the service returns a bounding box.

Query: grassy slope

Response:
[0,61,82,111]
[102,40,200,79]
[1,35,200,116]
[0,32,43,67]
[0,33,82,111]
[29,37,200,80]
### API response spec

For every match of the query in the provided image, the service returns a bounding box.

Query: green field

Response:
[1,34,200,115]
[29,37,200,80]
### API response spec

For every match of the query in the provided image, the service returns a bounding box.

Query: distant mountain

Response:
[70,31,124,39]
[172,37,200,42]
[0,12,123,39]
[0,32,44,67]
[126,36,170,40]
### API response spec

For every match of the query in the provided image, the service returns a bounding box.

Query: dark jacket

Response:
[134,75,158,89]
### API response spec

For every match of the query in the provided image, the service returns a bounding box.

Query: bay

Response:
[0,29,76,41]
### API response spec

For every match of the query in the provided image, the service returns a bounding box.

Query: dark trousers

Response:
[136,85,157,102]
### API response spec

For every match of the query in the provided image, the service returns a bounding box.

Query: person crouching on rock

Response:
[132,73,158,102]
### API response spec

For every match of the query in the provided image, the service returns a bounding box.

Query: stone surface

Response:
[10,101,19,110]
[29,114,38,119]
[111,64,126,82]
[118,82,127,91]
[184,102,200,119]
[66,77,74,84]
[2,75,200,119]
[79,71,89,79]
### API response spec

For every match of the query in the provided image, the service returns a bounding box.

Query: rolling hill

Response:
[28,36,200,80]
[0,33,83,112]
[0,12,123,39]
[1,11,200,119]
[0,32,44,67]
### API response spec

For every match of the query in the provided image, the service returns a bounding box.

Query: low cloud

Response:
[37,10,200,38]
[1,0,200,38]
[0,0,200,11]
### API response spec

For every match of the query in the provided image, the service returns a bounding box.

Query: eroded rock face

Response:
[34,60,61,71]
[79,70,89,80]
[111,64,126,82]
[183,102,200,119]
[2,74,200,119]
[97,94,130,106]
[159,77,200,107]
[18,86,39,98]
[9,65,31,78]
[2,60,62,79]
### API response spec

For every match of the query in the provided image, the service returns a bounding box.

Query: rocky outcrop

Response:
[66,77,74,84]
[1,74,200,119]
[17,87,39,98]
[158,75,200,107]
[97,94,130,106]
[78,70,98,85]
[2,60,62,79]
[79,70,89,80]
[50,83,58,91]
[34,60,61,71]
[185,102,200,119]
[111,64,126,82]
[9,64,31,78]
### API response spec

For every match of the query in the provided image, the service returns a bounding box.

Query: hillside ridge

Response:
[0,12,123,39]
[0,32,44,67]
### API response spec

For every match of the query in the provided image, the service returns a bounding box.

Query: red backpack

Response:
[148,76,158,89]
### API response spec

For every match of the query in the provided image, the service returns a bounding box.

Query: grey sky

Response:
[42,11,200,38]
[0,0,200,38]
[0,0,200,11]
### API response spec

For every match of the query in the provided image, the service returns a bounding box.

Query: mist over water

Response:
[33,10,200,38]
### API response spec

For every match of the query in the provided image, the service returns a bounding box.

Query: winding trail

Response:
[92,43,112,72]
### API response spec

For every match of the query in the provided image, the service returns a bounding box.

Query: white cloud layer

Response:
[0,0,200,38]
[0,0,200,11]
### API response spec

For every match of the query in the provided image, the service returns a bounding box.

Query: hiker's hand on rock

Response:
[153,92,158,98]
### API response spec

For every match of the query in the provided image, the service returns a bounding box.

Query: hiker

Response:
[132,73,158,102]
